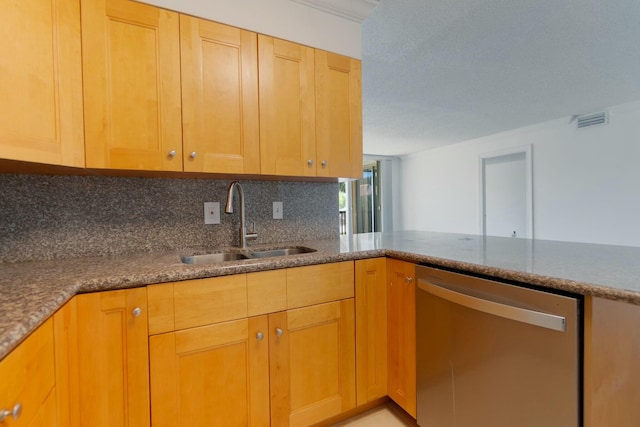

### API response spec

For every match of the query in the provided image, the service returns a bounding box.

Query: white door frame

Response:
[479,145,533,238]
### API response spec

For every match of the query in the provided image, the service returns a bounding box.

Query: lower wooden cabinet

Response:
[0,318,57,427]
[9,259,640,427]
[54,288,150,427]
[147,262,356,427]
[1,259,419,427]
[149,316,270,427]
[386,258,417,418]
[584,296,640,427]
[270,300,355,426]
[355,258,387,405]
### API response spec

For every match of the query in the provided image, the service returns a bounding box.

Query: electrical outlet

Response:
[204,202,220,224]
[273,201,283,220]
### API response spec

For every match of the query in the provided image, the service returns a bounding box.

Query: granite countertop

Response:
[2,230,640,360]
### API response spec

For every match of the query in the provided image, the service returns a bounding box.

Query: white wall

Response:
[141,0,362,58]
[400,100,640,247]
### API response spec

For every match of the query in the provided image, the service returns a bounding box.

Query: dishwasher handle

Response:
[418,280,567,332]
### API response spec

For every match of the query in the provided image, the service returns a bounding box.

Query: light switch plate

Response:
[204,202,220,224]
[273,201,283,220]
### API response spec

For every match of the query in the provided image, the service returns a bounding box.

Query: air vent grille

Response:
[577,112,608,129]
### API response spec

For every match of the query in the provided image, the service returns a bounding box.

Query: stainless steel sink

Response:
[181,252,249,264]
[249,246,316,258]
[181,246,316,265]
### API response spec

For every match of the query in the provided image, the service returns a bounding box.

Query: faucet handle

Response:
[246,222,258,241]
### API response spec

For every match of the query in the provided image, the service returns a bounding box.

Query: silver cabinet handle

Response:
[256,332,264,341]
[321,160,327,167]
[132,307,142,317]
[307,159,314,166]
[418,280,567,332]
[0,403,22,422]
[275,328,283,337]
[168,150,176,158]
[405,276,413,284]
[190,152,197,159]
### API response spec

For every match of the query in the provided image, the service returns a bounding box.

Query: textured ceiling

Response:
[361,0,640,156]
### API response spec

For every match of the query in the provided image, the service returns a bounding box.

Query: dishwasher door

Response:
[416,266,580,427]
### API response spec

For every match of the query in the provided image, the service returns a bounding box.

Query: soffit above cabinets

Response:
[140,0,371,58]
[289,0,380,22]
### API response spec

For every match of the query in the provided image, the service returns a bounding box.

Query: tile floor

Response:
[330,403,416,427]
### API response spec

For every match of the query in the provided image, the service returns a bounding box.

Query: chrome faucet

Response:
[224,181,257,249]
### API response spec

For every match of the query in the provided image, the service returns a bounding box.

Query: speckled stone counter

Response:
[3,230,640,360]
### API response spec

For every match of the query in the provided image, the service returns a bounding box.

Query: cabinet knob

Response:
[132,307,142,317]
[256,332,264,341]
[0,403,22,422]
[321,160,328,168]
[307,159,314,167]
[168,150,176,158]
[405,276,413,284]
[275,328,284,337]
[190,151,197,159]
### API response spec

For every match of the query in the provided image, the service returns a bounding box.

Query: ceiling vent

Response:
[576,112,608,129]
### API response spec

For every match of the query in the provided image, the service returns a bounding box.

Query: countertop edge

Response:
[2,236,640,361]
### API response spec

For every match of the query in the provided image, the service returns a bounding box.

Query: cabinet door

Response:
[149,316,270,427]
[0,0,84,167]
[73,288,150,427]
[585,297,640,427]
[270,300,356,426]
[315,50,362,179]
[0,318,56,427]
[82,0,182,171]
[259,35,316,177]
[355,258,387,405]
[386,259,416,418]
[180,16,260,174]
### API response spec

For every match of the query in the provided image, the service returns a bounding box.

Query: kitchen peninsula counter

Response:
[2,230,640,360]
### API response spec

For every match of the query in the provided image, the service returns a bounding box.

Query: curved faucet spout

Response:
[225,181,257,249]
[225,181,242,214]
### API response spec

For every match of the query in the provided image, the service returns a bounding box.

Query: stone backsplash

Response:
[0,174,338,263]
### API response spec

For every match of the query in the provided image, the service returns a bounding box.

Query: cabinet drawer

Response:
[287,261,354,309]
[148,275,248,334]
[0,318,55,426]
[247,270,287,317]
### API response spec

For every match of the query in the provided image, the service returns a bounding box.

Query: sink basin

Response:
[249,246,317,258]
[181,252,249,264]
[181,246,316,265]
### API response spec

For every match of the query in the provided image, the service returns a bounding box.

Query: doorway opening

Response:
[339,161,382,235]
[480,146,533,238]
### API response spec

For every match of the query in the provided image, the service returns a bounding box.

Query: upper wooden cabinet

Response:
[259,35,363,179]
[0,0,84,167]
[180,16,260,174]
[315,51,363,179]
[82,0,182,171]
[8,0,362,177]
[259,35,317,177]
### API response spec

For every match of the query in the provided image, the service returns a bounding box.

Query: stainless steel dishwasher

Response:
[416,265,580,427]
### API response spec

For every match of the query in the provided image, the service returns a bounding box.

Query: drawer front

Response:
[148,275,248,334]
[247,270,287,317]
[287,261,355,309]
[0,318,55,426]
